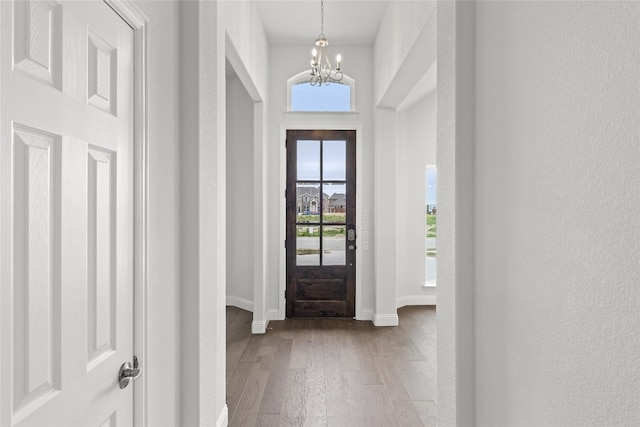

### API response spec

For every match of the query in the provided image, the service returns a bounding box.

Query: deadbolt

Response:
[347,224,356,241]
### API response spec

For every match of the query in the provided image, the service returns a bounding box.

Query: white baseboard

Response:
[251,319,267,334]
[373,313,399,327]
[216,404,228,427]
[397,294,437,308]
[357,308,374,321]
[251,309,281,334]
[226,295,254,312]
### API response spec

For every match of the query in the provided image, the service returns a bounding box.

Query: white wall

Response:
[396,92,437,305]
[372,1,437,324]
[220,0,269,100]
[374,0,436,106]
[226,75,255,308]
[474,2,640,425]
[132,1,181,425]
[267,44,375,319]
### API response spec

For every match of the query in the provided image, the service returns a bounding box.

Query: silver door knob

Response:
[119,356,141,389]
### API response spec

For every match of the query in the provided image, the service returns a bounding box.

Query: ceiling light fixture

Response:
[309,0,343,86]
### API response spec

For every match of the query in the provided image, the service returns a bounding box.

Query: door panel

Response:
[286,130,356,317]
[1,1,135,425]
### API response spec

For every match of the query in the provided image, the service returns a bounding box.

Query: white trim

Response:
[0,3,9,424]
[251,320,267,335]
[252,309,279,334]
[283,111,360,120]
[226,296,254,312]
[373,314,399,327]
[279,123,364,321]
[216,405,228,427]
[286,70,356,112]
[359,309,374,322]
[103,2,149,427]
[397,295,437,308]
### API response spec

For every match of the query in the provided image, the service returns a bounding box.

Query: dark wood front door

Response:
[286,130,356,317]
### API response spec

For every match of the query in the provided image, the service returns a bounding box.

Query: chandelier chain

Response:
[320,0,324,34]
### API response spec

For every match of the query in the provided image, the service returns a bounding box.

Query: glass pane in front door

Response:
[297,140,320,180]
[322,225,346,266]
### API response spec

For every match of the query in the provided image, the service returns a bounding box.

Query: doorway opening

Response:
[225,58,255,313]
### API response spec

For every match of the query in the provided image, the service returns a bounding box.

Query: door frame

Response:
[279,123,363,321]
[103,2,148,426]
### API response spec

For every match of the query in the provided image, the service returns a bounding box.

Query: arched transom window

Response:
[287,71,355,112]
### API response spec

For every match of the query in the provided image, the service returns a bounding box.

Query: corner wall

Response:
[436,1,476,425]
[374,0,436,105]
[180,1,227,425]
[132,1,181,424]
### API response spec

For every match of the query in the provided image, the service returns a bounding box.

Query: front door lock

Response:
[118,356,141,389]
[347,224,356,241]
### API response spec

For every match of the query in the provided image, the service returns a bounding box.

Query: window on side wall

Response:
[425,165,437,286]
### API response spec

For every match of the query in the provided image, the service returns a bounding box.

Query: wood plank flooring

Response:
[226,306,437,427]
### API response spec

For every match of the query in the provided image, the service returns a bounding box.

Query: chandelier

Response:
[309,0,343,86]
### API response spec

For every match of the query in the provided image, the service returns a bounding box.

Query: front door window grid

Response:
[295,140,347,266]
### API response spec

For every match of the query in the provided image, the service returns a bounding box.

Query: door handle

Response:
[119,356,141,389]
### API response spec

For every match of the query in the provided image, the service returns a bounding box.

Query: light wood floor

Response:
[226,306,437,427]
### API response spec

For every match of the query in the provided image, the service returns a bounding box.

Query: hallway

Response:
[226,306,437,426]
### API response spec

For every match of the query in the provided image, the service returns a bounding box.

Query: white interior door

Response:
[1,1,135,425]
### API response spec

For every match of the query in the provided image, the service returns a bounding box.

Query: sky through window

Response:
[291,82,350,112]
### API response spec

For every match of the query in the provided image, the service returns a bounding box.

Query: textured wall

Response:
[474,2,640,425]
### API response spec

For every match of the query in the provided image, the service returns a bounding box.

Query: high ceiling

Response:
[255,1,390,45]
